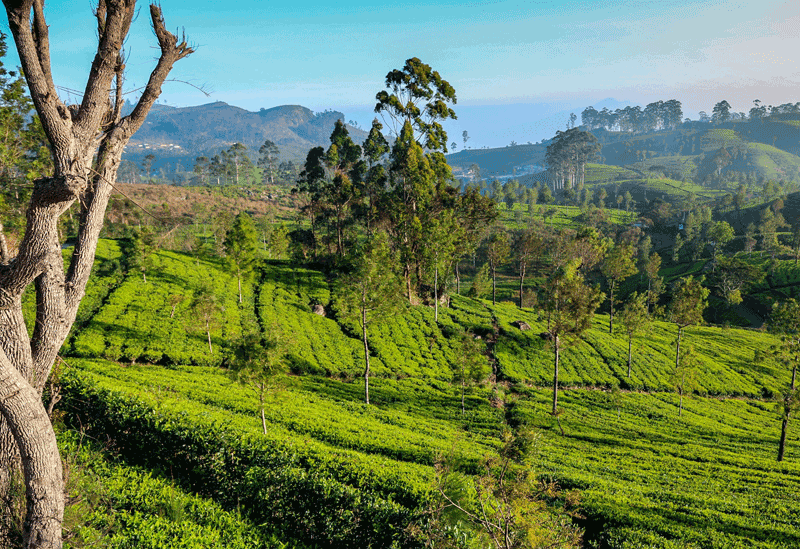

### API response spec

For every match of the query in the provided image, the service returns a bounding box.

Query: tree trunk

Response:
[259,387,267,435]
[552,335,560,415]
[0,360,63,549]
[778,412,789,461]
[362,309,370,405]
[206,319,213,354]
[461,378,465,415]
[675,326,683,370]
[434,265,439,323]
[491,266,496,305]
[627,336,632,377]
[608,282,614,334]
[237,265,242,304]
[0,4,192,544]
[518,267,525,309]
[678,391,683,417]
[454,262,460,295]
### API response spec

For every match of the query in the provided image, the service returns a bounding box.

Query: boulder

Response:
[512,320,531,331]
[312,304,326,317]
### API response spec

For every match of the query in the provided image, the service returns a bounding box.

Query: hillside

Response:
[121,101,368,167]
[457,117,800,194]
[446,142,547,179]
[49,240,800,548]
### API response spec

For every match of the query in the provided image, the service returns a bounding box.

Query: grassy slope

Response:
[58,242,800,548]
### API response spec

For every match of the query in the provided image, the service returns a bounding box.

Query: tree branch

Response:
[3,0,70,155]
[119,4,193,137]
[74,0,135,134]
[31,0,54,91]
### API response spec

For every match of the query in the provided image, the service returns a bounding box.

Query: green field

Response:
[51,241,800,548]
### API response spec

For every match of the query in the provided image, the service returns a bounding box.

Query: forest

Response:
[0,3,800,549]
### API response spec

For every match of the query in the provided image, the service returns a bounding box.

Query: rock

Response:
[312,304,326,317]
[512,320,531,331]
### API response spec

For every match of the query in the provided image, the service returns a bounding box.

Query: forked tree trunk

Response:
[0,5,193,543]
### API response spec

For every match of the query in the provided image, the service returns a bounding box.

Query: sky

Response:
[2,0,799,148]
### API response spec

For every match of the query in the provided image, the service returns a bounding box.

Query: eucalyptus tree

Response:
[485,230,510,306]
[228,328,290,434]
[769,300,800,461]
[375,57,457,154]
[0,2,192,545]
[223,212,260,304]
[512,229,542,309]
[334,233,402,404]
[360,119,389,234]
[258,139,280,185]
[543,261,604,415]
[668,277,709,371]
[619,291,650,378]
[295,120,365,260]
[601,244,637,334]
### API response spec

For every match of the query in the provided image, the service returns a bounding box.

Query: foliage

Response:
[430,429,582,549]
[374,57,457,154]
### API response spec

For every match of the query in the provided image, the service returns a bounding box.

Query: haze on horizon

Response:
[4,0,799,148]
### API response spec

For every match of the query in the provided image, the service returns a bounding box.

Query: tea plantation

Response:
[54,241,800,548]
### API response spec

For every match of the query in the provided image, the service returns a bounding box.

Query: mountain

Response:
[121,101,368,167]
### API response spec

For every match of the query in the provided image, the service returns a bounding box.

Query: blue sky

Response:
[3,0,799,147]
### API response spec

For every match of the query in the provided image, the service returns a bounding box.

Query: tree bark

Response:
[627,336,632,377]
[434,265,438,323]
[518,266,525,309]
[778,413,789,461]
[608,283,614,333]
[552,335,560,415]
[0,4,192,545]
[362,307,370,405]
[491,266,496,305]
[675,326,683,370]
[259,386,267,435]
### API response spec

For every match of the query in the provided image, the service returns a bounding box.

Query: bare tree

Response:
[0,2,192,547]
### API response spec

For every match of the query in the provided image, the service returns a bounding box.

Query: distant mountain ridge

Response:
[122,100,367,166]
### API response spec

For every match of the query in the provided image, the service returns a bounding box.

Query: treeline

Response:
[581,99,800,135]
[581,100,683,133]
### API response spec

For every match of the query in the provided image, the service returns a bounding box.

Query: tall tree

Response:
[619,291,650,378]
[671,345,698,417]
[334,233,402,404]
[452,333,489,415]
[228,327,289,434]
[712,100,732,124]
[668,277,709,371]
[223,212,259,304]
[257,139,280,185]
[295,120,364,260]
[543,261,604,415]
[769,300,800,461]
[512,229,542,309]
[0,2,191,546]
[360,119,389,234]
[485,230,510,306]
[707,221,734,265]
[375,57,456,154]
[601,243,637,334]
